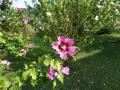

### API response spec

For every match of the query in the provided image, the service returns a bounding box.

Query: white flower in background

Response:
[46,12,52,16]
[38,21,45,31]
[2,16,6,19]
[95,16,99,21]
[97,5,104,8]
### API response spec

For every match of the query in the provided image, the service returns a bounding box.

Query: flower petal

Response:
[58,36,65,42]
[1,60,8,64]
[7,62,11,66]
[1,60,11,66]
[55,72,60,80]
[59,51,67,60]
[61,67,70,75]
[48,74,54,80]
[48,66,54,80]
[65,38,74,46]
[52,41,60,52]
[68,46,76,56]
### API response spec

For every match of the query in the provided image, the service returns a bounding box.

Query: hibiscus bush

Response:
[0,0,120,89]
[0,8,78,89]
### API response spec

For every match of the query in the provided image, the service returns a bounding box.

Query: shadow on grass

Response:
[55,35,120,90]
[82,34,120,52]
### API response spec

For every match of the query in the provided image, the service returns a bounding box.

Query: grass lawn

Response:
[60,33,120,90]
[30,33,120,90]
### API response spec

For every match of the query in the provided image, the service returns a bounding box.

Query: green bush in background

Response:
[32,0,119,47]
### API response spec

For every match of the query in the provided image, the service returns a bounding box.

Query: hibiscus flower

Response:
[48,65,55,80]
[16,8,24,13]
[1,60,11,66]
[61,66,70,75]
[52,36,77,60]
[48,65,70,80]
[22,17,31,25]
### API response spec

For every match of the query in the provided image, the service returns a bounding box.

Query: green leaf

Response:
[38,56,45,64]
[24,64,29,70]
[18,80,22,87]
[31,80,37,87]
[44,59,50,66]
[0,32,3,37]
[54,60,63,70]
[4,81,11,88]
[22,70,30,80]
[0,80,5,88]
[53,80,57,88]
[44,55,52,66]
[0,37,5,43]
[59,73,64,84]
[30,68,37,80]
[0,78,11,89]
[9,85,19,90]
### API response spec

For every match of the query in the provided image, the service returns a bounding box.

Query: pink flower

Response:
[1,60,11,66]
[20,49,27,56]
[48,66,55,80]
[26,43,34,48]
[22,17,31,25]
[52,36,77,60]
[16,8,24,13]
[61,66,70,75]
[54,72,60,80]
